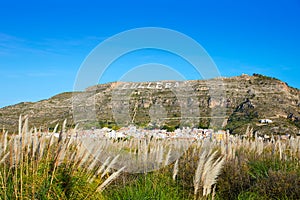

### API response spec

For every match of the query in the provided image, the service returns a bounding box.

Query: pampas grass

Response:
[1,118,300,199]
[101,155,120,178]
[194,150,209,198]
[193,149,224,199]
[96,166,126,192]
[202,156,225,196]
[0,117,124,199]
[172,159,179,180]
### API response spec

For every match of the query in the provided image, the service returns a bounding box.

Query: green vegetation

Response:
[104,172,189,200]
[0,118,124,200]
[161,124,176,132]
[103,135,300,200]
[216,143,300,200]
[252,73,279,81]
[1,117,300,199]
[81,121,121,130]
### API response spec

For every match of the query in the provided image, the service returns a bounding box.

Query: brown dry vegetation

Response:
[1,117,300,199]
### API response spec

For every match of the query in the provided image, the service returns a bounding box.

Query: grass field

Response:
[0,117,299,199]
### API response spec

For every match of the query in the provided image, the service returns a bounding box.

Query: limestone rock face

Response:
[0,74,299,135]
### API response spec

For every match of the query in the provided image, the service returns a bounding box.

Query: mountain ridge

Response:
[1,74,299,135]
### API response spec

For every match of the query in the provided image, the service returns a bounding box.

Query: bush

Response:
[217,158,252,200]
[254,170,300,199]
[161,125,176,132]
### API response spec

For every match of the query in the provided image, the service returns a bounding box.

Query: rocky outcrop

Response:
[0,74,299,135]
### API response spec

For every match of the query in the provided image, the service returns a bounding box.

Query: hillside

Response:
[0,74,299,135]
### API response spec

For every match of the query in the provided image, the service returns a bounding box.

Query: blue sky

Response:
[0,0,299,108]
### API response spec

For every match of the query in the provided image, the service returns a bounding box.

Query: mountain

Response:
[0,74,299,136]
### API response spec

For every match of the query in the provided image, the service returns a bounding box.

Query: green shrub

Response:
[254,170,300,199]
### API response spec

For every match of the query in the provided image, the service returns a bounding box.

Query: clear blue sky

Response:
[0,0,299,108]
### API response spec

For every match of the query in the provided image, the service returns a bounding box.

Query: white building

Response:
[259,119,273,124]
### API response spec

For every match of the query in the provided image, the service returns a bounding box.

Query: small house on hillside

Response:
[259,119,273,124]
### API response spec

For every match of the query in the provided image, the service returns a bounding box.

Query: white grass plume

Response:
[62,119,67,134]
[202,156,225,196]
[88,156,111,183]
[18,115,22,137]
[101,155,120,178]
[0,152,9,164]
[164,148,172,166]
[172,159,179,180]
[3,131,7,153]
[53,123,59,134]
[96,166,125,192]
[194,150,210,196]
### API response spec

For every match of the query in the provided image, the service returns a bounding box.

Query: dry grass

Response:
[0,116,124,199]
[1,117,300,199]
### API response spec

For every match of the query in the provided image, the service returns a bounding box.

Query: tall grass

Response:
[102,133,299,199]
[1,117,300,199]
[0,116,124,199]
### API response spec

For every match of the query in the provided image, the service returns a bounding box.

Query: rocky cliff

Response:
[0,74,299,135]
